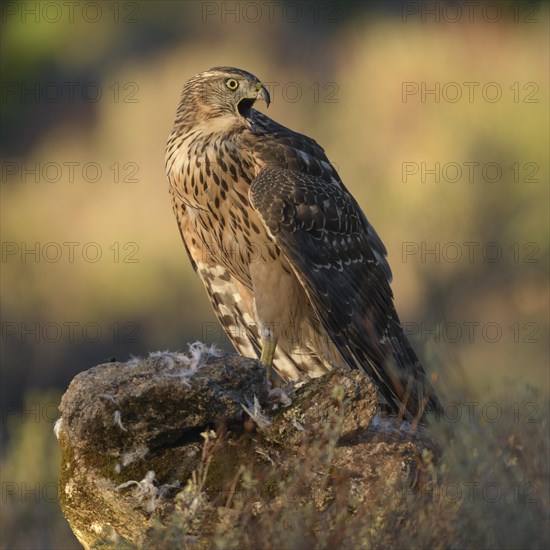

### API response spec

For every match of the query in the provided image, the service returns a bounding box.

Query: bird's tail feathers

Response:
[382,329,443,421]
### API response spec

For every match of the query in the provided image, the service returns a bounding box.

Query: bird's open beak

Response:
[236,82,270,130]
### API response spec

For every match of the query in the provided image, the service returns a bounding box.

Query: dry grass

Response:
[145,382,548,550]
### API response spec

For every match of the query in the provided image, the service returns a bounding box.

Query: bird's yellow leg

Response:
[260,329,278,381]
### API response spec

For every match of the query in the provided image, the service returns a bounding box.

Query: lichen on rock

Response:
[56,343,439,549]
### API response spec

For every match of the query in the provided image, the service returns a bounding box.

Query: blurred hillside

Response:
[0,1,548,548]
[2,0,548,402]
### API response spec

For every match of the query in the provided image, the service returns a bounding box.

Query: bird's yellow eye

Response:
[225,78,239,91]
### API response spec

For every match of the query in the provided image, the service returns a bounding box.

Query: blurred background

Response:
[1,1,548,548]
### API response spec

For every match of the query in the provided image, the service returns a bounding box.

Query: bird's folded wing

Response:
[249,167,433,415]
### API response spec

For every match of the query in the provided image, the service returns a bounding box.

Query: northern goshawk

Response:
[165,67,441,418]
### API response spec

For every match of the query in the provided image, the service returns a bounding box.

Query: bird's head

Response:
[178,67,271,130]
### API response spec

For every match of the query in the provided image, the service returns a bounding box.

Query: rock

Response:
[267,369,378,446]
[56,343,439,549]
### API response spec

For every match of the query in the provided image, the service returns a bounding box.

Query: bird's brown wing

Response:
[168,189,332,382]
[249,167,441,417]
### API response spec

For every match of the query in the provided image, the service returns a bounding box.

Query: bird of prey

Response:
[165,67,441,419]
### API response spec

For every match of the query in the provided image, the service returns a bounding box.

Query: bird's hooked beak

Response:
[237,82,270,130]
[255,82,270,108]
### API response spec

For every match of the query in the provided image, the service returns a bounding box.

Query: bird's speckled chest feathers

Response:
[167,120,273,280]
[166,108,339,285]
